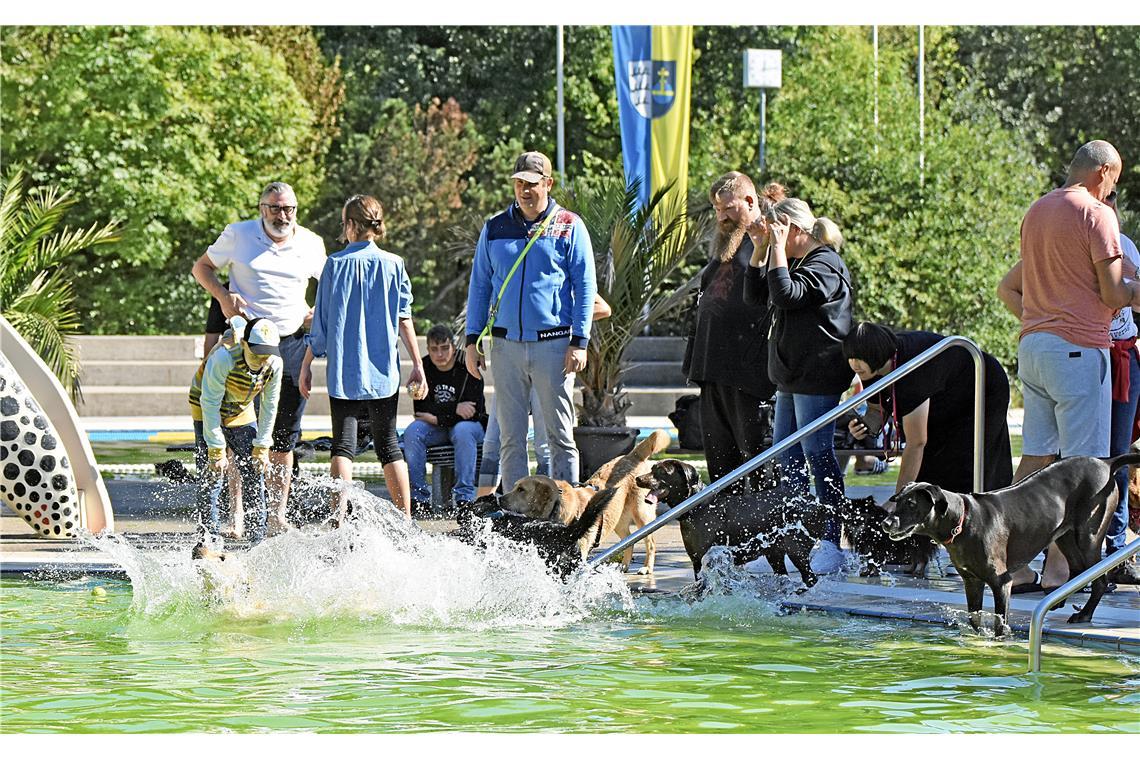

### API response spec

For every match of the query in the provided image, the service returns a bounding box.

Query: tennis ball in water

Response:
[91,586,107,599]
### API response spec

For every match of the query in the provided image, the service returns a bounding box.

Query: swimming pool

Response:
[2,497,1137,733]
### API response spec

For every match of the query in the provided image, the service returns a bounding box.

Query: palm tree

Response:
[566,178,712,428]
[0,168,120,401]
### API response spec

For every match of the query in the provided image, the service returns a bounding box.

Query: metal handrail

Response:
[1028,537,1140,672]
[589,335,987,567]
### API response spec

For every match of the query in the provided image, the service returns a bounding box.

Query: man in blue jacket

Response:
[465,151,596,489]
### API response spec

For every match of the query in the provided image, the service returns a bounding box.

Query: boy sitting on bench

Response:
[403,324,487,514]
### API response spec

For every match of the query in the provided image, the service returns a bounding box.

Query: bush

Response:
[1,26,328,333]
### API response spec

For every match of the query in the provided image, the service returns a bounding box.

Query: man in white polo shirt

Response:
[192,181,326,534]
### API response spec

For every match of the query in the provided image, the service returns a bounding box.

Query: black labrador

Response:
[452,488,615,577]
[882,452,1139,637]
[844,496,938,577]
[636,459,854,589]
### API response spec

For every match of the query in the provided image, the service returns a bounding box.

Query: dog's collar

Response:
[581,483,599,492]
[942,503,968,545]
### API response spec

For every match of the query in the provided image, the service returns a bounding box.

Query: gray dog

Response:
[882,453,1138,636]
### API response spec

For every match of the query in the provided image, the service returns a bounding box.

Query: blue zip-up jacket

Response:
[465,200,596,348]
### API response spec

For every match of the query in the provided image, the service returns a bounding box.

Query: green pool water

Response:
[2,496,1138,734]
[2,575,1137,734]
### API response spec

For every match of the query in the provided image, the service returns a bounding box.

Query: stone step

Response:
[73,385,695,418]
[78,357,688,389]
[75,335,203,362]
[623,336,686,362]
[74,334,691,363]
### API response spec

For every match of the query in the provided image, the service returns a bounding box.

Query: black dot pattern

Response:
[0,356,81,537]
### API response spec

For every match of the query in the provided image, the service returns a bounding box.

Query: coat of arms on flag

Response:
[627,59,676,119]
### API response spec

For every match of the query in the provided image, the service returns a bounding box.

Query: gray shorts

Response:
[1018,331,1110,457]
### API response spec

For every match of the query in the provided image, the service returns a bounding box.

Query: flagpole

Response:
[557,25,566,182]
[918,24,924,187]
[872,25,879,155]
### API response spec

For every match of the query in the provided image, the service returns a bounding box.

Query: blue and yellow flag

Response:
[612,25,693,213]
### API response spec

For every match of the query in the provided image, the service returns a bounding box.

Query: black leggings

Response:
[329,393,403,464]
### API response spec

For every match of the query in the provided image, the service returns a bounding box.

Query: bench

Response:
[424,442,483,508]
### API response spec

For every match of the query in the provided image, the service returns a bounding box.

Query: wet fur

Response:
[453,488,617,577]
[882,453,1136,637]
[191,538,251,603]
[497,430,671,573]
[635,459,830,589]
[843,497,938,577]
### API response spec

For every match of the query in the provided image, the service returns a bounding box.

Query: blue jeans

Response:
[404,419,485,503]
[193,421,267,542]
[490,337,578,488]
[1108,345,1140,553]
[773,391,846,543]
[477,392,552,490]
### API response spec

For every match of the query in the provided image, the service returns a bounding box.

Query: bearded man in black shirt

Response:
[682,172,785,483]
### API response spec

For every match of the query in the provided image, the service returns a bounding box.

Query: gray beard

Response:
[263,219,294,238]
[711,223,748,263]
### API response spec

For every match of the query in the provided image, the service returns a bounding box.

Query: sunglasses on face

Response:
[261,203,297,216]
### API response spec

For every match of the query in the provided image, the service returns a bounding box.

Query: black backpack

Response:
[668,394,704,451]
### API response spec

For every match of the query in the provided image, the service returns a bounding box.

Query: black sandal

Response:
[1011,571,1043,594]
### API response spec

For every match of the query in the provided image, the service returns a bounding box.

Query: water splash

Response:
[84,480,634,631]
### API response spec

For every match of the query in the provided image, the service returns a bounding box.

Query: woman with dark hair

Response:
[842,322,1013,497]
[744,197,854,573]
[300,194,427,519]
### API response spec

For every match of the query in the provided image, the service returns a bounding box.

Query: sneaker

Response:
[810,540,846,574]
[1108,561,1140,585]
[410,499,432,518]
[743,556,795,574]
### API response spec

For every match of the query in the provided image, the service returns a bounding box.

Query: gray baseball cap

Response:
[510,151,552,183]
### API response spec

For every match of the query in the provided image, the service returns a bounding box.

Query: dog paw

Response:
[1067,610,1093,624]
[636,566,652,575]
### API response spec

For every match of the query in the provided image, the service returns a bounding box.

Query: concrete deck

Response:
[3,477,1136,659]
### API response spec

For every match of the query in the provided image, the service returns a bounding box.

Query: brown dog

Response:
[497,429,672,573]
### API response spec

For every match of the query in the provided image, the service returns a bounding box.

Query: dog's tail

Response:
[1094,452,1140,500]
[591,429,673,488]
[569,487,619,547]
[1090,451,1140,506]
[1107,451,1140,476]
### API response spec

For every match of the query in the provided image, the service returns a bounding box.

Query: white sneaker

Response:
[743,556,795,574]
[810,540,846,574]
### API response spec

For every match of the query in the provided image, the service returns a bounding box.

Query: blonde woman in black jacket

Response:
[744,197,854,573]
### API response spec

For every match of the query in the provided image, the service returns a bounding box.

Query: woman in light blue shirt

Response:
[300,195,426,520]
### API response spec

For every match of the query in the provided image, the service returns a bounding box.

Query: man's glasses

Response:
[261,203,297,216]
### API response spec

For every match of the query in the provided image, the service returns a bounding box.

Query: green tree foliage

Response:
[764,27,1049,368]
[1,26,328,332]
[952,25,1140,224]
[0,169,120,399]
[317,26,621,205]
[315,97,481,323]
[221,26,346,178]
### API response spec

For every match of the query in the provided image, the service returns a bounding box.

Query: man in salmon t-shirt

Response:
[997,139,1133,590]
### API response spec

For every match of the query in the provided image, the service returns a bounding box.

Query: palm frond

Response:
[566,177,711,427]
[0,167,120,402]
